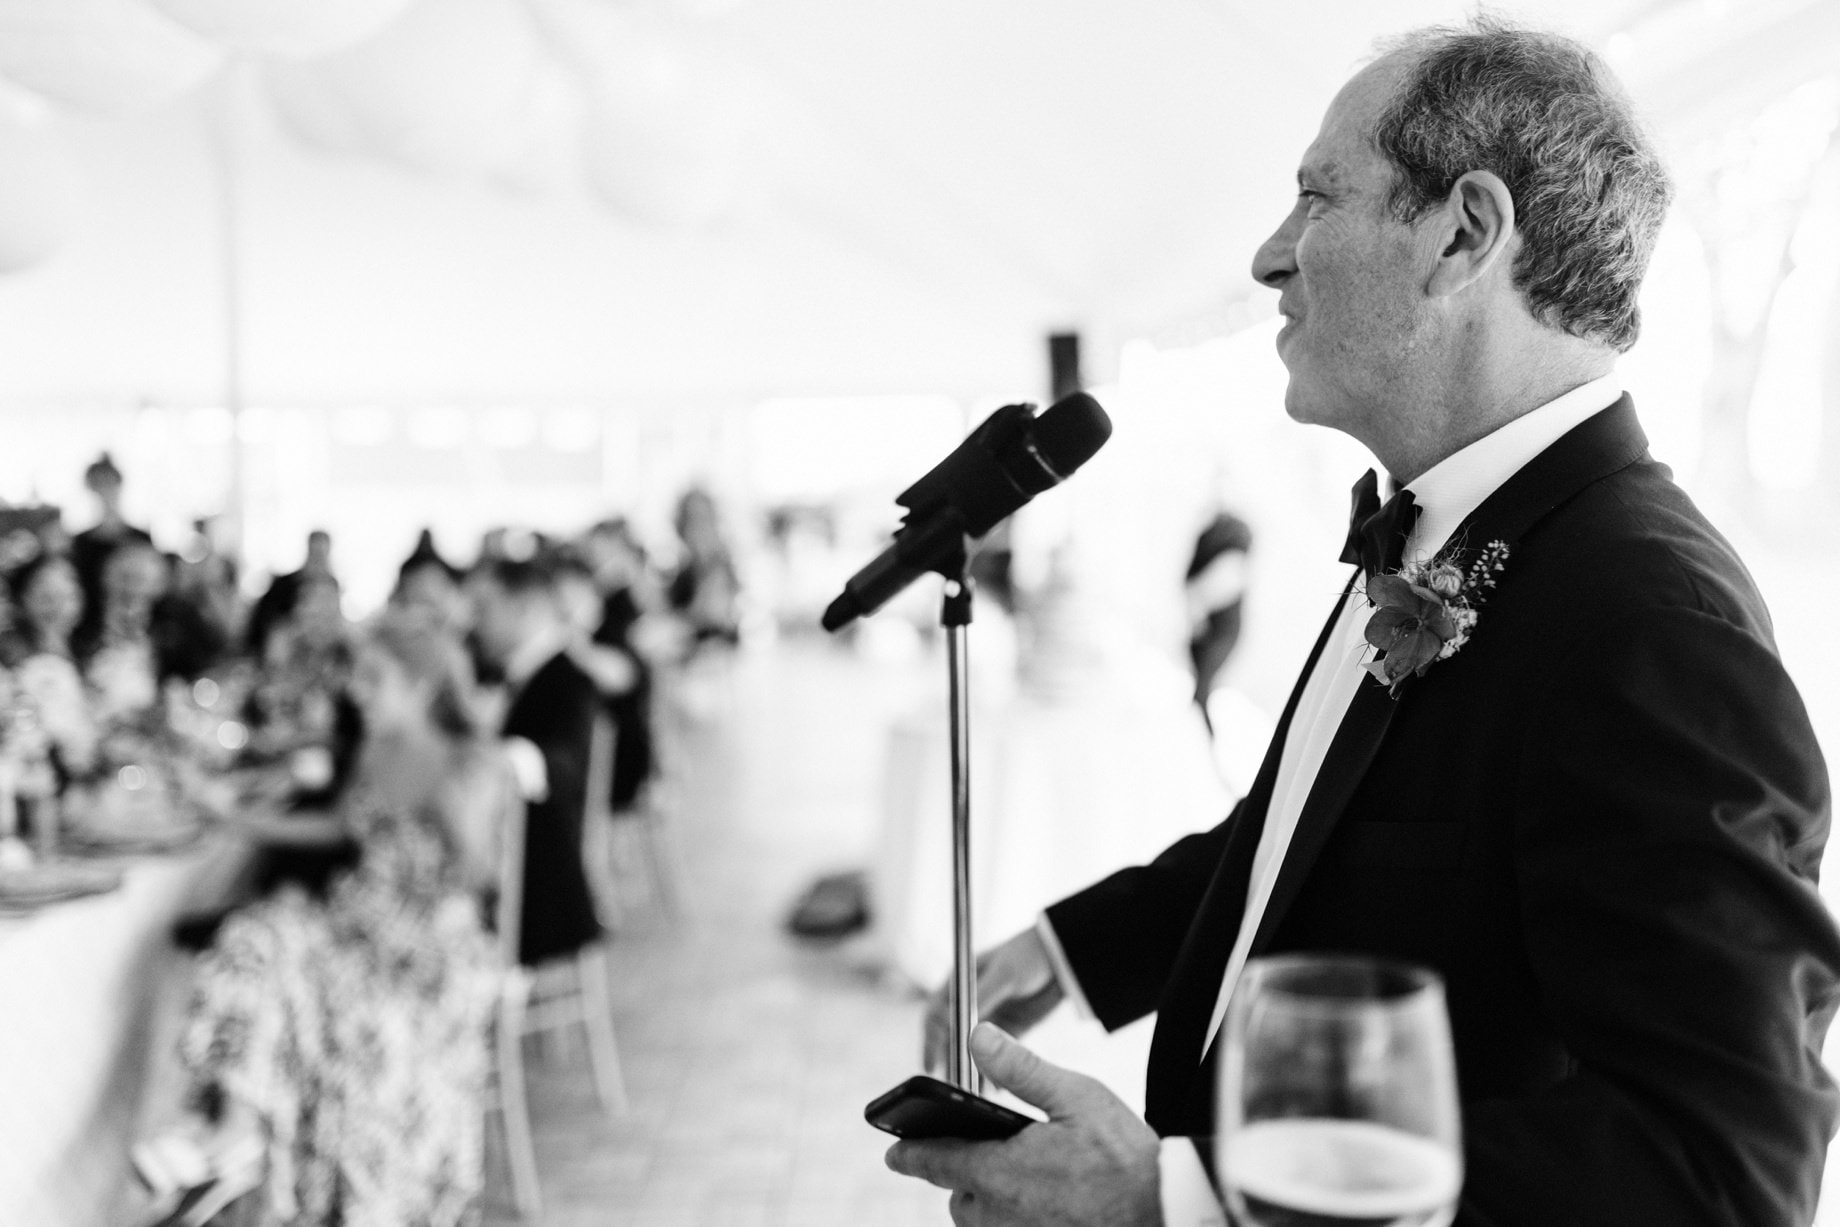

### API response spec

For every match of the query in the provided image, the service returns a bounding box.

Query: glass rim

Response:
[1241,952,1444,1011]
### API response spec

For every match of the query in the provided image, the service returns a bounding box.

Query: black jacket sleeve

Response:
[1460,606,1840,1227]
[1044,806,1243,1033]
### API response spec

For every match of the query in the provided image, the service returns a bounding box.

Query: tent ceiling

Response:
[0,0,1826,404]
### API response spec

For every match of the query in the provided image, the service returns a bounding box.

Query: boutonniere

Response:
[1361,540,1510,697]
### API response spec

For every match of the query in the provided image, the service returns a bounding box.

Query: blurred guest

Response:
[74,540,169,724]
[74,540,232,699]
[553,544,642,700]
[583,518,658,810]
[149,551,237,684]
[475,526,511,567]
[173,612,508,1226]
[246,529,336,660]
[246,574,358,774]
[176,583,361,946]
[0,553,96,777]
[466,556,603,966]
[390,532,467,638]
[0,552,81,667]
[551,547,610,652]
[666,486,742,652]
[171,515,245,657]
[68,452,153,624]
[1182,508,1252,722]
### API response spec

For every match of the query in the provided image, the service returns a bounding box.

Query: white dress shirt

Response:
[1037,374,1624,1224]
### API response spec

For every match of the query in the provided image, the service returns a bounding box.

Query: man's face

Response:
[1251,57,1441,444]
[466,575,524,666]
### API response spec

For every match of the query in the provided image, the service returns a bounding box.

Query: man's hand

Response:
[924,927,1065,1075]
[888,1022,1162,1227]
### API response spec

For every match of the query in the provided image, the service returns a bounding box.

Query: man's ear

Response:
[1426,170,1515,298]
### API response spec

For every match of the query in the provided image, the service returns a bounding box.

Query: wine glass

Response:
[1218,953,1463,1227]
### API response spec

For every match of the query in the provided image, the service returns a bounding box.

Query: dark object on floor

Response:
[786,870,872,940]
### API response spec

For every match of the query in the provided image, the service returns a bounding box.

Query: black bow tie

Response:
[1339,468,1420,578]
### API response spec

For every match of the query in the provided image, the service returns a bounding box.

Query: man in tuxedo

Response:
[888,16,1840,1227]
[467,555,604,966]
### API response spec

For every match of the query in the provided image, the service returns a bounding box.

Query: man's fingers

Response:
[885,1138,979,1191]
[969,1022,1096,1120]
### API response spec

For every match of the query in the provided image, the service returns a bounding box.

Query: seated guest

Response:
[177,580,361,938]
[67,451,154,627]
[245,529,337,661]
[245,575,356,761]
[0,553,97,778]
[172,613,509,1226]
[390,531,467,637]
[158,544,239,683]
[583,519,658,810]
[891,17,1840,1227]
[74,540,170,723]
[551,546,647,786]
[465,555,603,966]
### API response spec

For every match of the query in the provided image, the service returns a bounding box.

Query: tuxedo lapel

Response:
[1246,396,1650,959]
[1247,663,1401,956]
[1451,394,1649,552]
[1143,575,1357,1131]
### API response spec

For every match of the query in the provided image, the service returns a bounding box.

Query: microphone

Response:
[821,391,1112,632]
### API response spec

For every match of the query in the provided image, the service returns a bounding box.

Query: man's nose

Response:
[1252,215,1298,288]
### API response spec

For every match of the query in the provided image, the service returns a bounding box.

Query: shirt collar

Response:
[504,623,568,690]
[1402,372,1622,563]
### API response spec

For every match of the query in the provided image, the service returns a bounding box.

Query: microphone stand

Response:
[939,541,978,1093]
[860,521,1037,1140]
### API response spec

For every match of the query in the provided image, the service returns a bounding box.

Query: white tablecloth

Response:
[0,836,255,1227]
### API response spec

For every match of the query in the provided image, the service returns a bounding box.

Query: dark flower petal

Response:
[1364,574,1420,607]
[1364,607,1420,650]
[1388,627,1443,675]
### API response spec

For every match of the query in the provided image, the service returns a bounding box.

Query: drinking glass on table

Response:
[1218,954,1463,1227]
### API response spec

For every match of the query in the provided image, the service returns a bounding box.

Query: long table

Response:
[0,836,256,1227]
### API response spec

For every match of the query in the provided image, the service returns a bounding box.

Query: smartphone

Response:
[864,1075,1036,1140]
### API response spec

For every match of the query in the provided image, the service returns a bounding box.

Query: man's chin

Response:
[1280,384,1318,425]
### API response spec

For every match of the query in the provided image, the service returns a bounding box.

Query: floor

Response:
[478,635,957,1227]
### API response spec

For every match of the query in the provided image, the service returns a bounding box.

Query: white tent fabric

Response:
[0,0,1825,404]
[0,0,222,117]
[149,0,418,60]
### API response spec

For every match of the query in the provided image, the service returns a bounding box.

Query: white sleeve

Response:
[1158,1138,1229,1227]
[1033,912,1095,1022]
[503,736,550,803]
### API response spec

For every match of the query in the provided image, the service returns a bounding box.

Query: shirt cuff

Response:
[1034,913,1095,1022]
[1159,1138,1228,1227]
[503,736,549,803]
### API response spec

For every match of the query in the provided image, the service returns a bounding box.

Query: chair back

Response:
[494,762,528,967]
[585,712,617,826]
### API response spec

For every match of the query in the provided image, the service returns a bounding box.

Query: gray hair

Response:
[1372,15,1671,353]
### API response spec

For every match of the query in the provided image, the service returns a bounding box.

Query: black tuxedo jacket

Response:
[1046,399,1840,1226]
[504,650,604,965]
